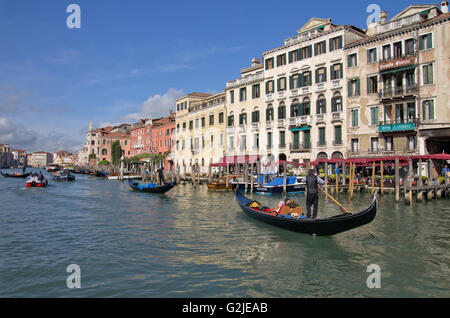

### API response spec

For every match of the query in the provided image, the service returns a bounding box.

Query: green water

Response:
[0,170,449,297]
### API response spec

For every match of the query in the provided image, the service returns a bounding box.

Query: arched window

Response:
[266,104,274,122]
[302,97,311,116]
[316,94,326,114]
[278,102,286,120]
[290,99,300,117]
[252,107,260,123]
[331,92,342,112]
[317,152,328,160]
[227,111,234,127]
[239,109,247,126]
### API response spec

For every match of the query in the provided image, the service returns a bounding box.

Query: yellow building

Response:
[175,92,227,175]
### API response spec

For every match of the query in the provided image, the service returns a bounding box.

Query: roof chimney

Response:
[441,1,449,13]
[380,11,388,24]
[251,58,260,67]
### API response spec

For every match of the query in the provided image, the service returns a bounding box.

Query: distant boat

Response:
[128,179,176,194]
[52,171,75,182]
[1,171,32,178]
[46,164,60,172]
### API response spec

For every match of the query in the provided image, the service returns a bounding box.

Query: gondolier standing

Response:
[301,169,325,219]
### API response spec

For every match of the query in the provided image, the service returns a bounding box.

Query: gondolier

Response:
[301,169,325,219]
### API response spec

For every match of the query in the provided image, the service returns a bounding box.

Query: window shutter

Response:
[338,36,343,49]
[430,100,434,119]
[315,69,318,84]
[308,71,312,85]
[356,78,360,96]
[419,36,424,50]
[329,38,333,51]
[340,63,343,78]
[308,45,312,58]
[348,80,352,97]
[324,68,327,82]
[316,100,320,114]
[367,77,370,94]
[374,49,377,62]
[289,76,293,90]
[367,50,371,63]
[348,55,351,67]
[427,34,432,49]
[288,52,292,64]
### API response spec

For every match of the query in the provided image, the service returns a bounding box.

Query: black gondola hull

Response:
[235,190,377,236]
[128,179,176,194]
[1,171,32,178]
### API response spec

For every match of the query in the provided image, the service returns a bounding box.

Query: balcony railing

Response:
[316,113,326,124]
[331,112,342,122]
[251,122,260,131]
[290,143,311,152]
[278,119,286,128]
[299,115,312,125]
[331,79,343,89]
[226,127,234,134]
[266,121,273,130]
[378,84,418,99]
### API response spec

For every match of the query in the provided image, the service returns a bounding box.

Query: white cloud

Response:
[123,88,184,121]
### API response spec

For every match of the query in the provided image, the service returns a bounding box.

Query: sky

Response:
[0,0,413,153]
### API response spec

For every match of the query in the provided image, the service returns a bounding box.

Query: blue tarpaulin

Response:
[265,176,297,186]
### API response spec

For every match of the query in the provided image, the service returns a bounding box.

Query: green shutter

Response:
[335,126,342,144]
[289,76,293,90]
[308,71,312,85]
[340,63,343,78]
[338,36,343,49]
[315,69,318,84]
[419,36,424,50]
[348,80,352,97]
[316,100,320,114]
[427,34,432,49]
[324,68,327,82]
[329,38,333,51]
[308,45,312,58]
[356,78,360,96]
[430,100,434,119]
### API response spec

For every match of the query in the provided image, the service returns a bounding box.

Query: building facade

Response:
[175,92,226,174]
[344,3,450,158]
[31,151,53,168]
[261,18,366,166]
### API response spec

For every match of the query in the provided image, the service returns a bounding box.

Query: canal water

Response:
[1,170,449,297]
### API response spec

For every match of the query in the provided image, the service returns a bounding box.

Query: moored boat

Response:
[52,171,75,182]
[235,190,377,236]
[1,171,32,178]
[128,179,176,194]
[46,164,60,172]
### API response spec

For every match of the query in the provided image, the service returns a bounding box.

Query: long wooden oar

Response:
[320,187,375,238]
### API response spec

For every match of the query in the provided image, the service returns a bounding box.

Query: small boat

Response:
[26,176,48,188]
[95,170,107,177]
[252,176,306,194]
[128,179,176,194]
[46,164,60,172]
[235,190,377,236]
[52,171,75,182]
[1,171,32,178]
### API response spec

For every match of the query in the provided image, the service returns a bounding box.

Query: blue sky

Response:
[0,0,412,153]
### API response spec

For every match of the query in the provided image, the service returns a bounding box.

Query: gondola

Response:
[235,190,377,236]
[1,171,32,178]
[127,179,176,194]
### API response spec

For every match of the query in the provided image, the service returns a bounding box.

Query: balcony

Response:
[278,119,286,128]
[300,86,310,95]
[316,113,326,124]
[378,85,418,100]
[378,118,419,133]
[238,125,247,134]
[315,82,326,92]
[226,127,234,134]
[266,121,273,130]
[265,93,274,102]
[290,143,311,153]
[277,91,286,99]
[299,115,312,125]
[251,122,260,131]
[331,79,343,89]
[289,117,298,126]
[331,112,343,122]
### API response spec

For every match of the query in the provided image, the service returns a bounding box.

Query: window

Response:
[290,74,301,89]
[228,136,234,150]
[370,106,379,125]
[350,109,359,127]
[278,103,286,119]
[277,54,286,66]
[301,71,312,87]
[227,113,234,127]
[301,45,312,59]
[351,139,359,152]
[230,90,235,104]
[182,122,186,130]
[422,63,433,85]
[419,33,433,50]
[316,95,326,114]
[266,105,274,122]
[382,44,391,61]
[334,126,342,145]
[102,149,107,155]
[329,35,343,51]
[302,98,311,116]
[348,53,357,67]
[201,117,205,128]
[407,136,416,151]
[330,63,343,80]
[331,93,342,112]
[405,39,415,56]
[367,76,378,94]
[219,133,223,146]
[348,78,360,97]
[218,112,224,124]
[291,99,301,117]
[252,84,260,99]
[385,137,393,151]
[239,112,247,126]
[289,49,301,63]
[393,42,402,58]
[266,80,275,94]
[239,87,247,101]
[253,133,259,150]
[265,57,274,70]
[240,135,247,151]
[318,127,326,146]
[277,77,286,91]
[315,41,326,56]
[195,118,199,129]
[251,109,260,123]
[315,67,327,83]
[267,132,272,149]
[370,137,379,152]
[367,48,377,63]
[422,99,435,120]
[209,114,214,125]
[189,120,193,130]
[279,131,286,148]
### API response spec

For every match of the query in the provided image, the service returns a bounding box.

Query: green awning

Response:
[290,127,311,132]
[380,65,416,75]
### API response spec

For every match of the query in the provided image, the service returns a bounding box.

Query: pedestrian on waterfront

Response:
[301,169,325,219]
[442,165,450,177]
[157,167,165,185]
